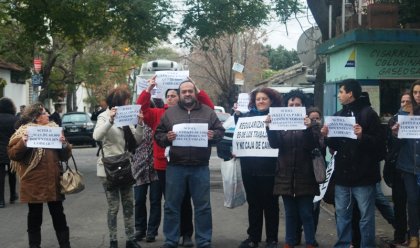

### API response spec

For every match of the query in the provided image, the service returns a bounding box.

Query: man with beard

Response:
[155,80,225,248]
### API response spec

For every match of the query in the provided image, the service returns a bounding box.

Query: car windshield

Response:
[62,114,88,123]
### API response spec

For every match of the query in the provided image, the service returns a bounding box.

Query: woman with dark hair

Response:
[93,86,144,248]
[392,80,420,248]
[266,89,320,248]
[234,87,282,248]
[7,102,72,248]
[0,97,19,208]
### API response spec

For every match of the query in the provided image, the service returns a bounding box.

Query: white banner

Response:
[269,107,306,130]
[27,126,62,149]
[314,152,336,203]
[236,93,250,113]
[232,116,278,157]
[154,71,189,98]
[172,123,208,147]
[324,116,357,139]
[114,105,141,127]
[398,115,420,139]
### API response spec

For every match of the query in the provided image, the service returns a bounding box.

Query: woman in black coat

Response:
[265,90,320,248]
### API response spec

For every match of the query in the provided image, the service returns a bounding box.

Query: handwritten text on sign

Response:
[172,123,208,147]
[324,116,356,139]
[233,116,278,157]
[27,126,62,149]
[398,115,420,139]
[114,105,141,127]
[269,107,306,130]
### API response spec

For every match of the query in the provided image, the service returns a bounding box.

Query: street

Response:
[0,146,394,248]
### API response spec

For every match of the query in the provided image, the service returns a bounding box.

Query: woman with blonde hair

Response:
[7,102,72,248]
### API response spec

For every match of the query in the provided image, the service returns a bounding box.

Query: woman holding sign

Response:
[93,86,144,248]
[7,103,72,248]
[265,90,320,248]
[392,80,420,248]
[233,87,282,248]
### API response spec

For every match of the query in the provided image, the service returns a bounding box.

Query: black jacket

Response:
[0,113,18,164]
[326,96,381,187]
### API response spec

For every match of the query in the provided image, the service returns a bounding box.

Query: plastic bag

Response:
[221,158,246,208]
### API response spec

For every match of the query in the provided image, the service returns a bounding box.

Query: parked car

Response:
[216,112,231,124]
[62,112,96,147]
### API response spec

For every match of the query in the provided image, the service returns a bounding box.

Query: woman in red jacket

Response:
[136,76,214,247]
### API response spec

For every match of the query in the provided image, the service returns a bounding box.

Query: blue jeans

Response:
[134,181,162,237]
[282,195,315,246]
[164,164,212,247]
[375,182,395,226]
[334,185,376,248]
[402,172,420,237]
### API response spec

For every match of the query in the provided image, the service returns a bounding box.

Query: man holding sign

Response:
[155,80,224,248]
[321,79,382,248]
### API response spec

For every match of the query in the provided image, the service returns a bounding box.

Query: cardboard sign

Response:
[269,107,306,130]
[27,126,62,149]
[398,115,420,139]
[324,116,357,139]
[114,105,141,127]
[232,116,278,157]
[172,123,208,147]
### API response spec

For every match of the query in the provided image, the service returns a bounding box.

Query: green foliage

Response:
[263,45,299,70]
[262,69,279,79]
[142,47,181,62]
[272,0,303,23]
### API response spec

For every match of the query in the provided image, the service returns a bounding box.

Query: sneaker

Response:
[239,238,259,248]
[145,235,156,243]
[265,241,278,248]
[180,235,194,247]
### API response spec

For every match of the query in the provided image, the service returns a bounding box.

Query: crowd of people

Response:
[1,78,420,248]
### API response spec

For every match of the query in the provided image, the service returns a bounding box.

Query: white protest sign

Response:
[398,115,420,139]
[324,116,357,139]
[314,152,336,203]
[136,77,148,94]
[269,107,306,130]
[232,116,278,157]
[232,62,244,73]
[27,126,62,149]
[237,93,250,113]
[172,123,208,147]
[154,71,189,98]
[114,105,141,127]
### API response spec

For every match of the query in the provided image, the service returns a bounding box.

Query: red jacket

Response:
[136,90,214,170]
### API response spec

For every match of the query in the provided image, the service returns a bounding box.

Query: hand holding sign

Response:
[27,126,63,149]
[324,116,357,139]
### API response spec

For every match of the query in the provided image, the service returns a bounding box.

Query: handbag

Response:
[101,148,135,190]
[220,158,246,208]
[60,155,85,194]
[311,148,326,184]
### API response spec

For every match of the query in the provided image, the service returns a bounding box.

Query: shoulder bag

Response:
[311,148,326,184]
[101,147,135,190]
[60,154,85,194]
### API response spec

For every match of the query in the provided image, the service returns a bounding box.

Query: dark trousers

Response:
[157,169,193,237]
[134,181,162,237]
[402,172,420,237]
[0,164,17,202]
[241,173,279,243]
[393,170,407,242]
[28,201,69,234]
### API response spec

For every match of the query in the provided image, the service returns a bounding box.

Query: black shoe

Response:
[265,241,278,248]
[126,240,141,248]
[110,240,118,248]
[313,239,319,247]
[10,193,18,203]
[135,231,145,241]
[239,238,259,248]
[180,235,193,247]
[145,236,156,243]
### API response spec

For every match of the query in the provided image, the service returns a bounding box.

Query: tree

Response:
[186,30,269,110]
[263,45,299,70]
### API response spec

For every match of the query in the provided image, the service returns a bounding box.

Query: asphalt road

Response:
[0,146,394,248]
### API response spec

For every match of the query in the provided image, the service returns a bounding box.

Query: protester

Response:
[392,80,420,248]
[233,87,282,248]
[266,89,320,248]
[154,80,225,248]
[0,97,19,208]
[16,104,25,118]
[93,86,144,248]
[136,76,215,247]
[321,79,382,248]
[7,102,72,248]
[385,91,410,245]
[50,103,63,126]
[131,100,162,243]
[91,99,108,122]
